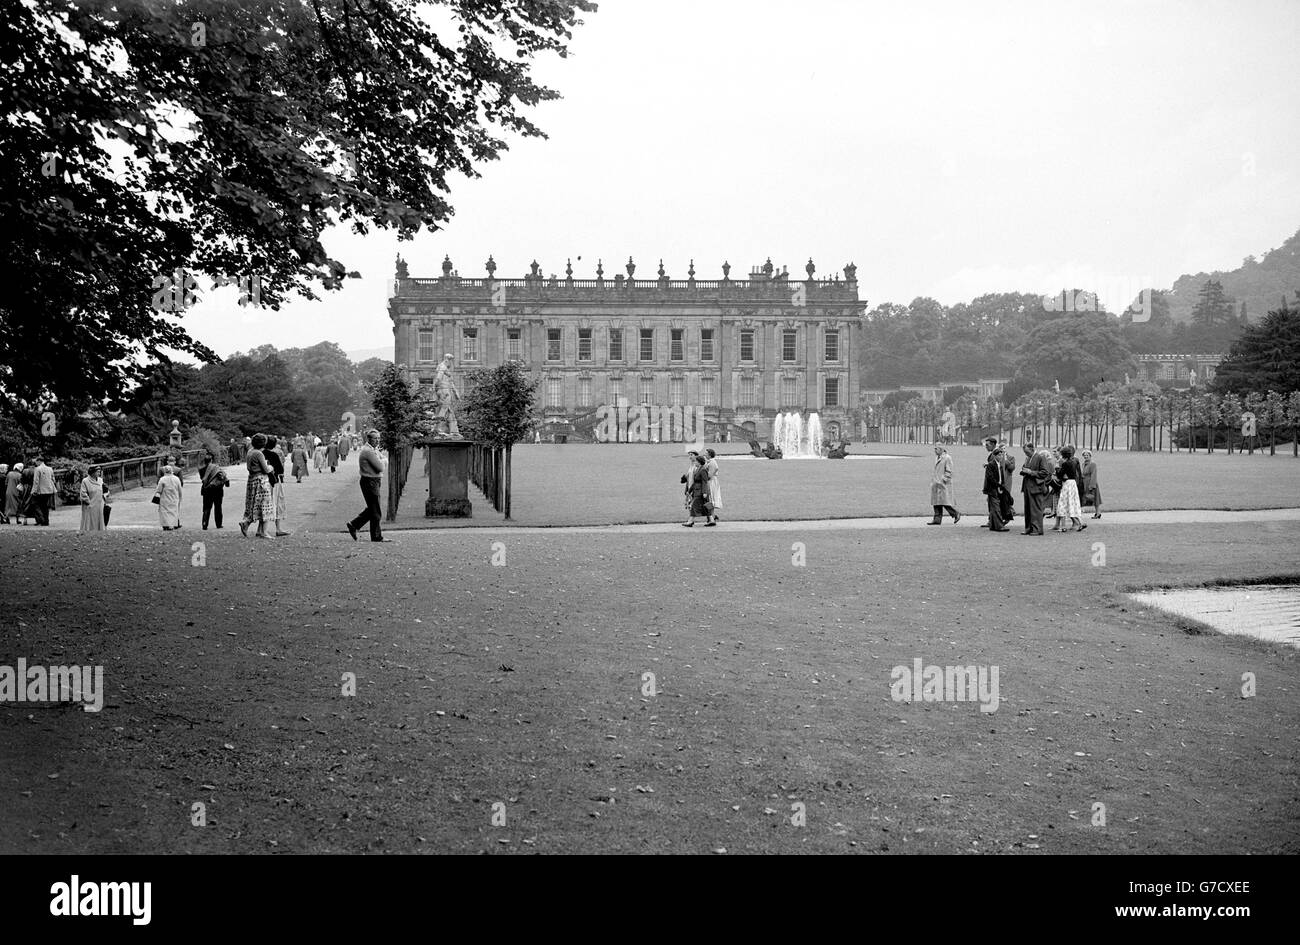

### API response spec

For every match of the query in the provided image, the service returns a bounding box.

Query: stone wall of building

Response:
[389,256,866,439]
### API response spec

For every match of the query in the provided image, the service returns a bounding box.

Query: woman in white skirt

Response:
[1052,445,1086,533]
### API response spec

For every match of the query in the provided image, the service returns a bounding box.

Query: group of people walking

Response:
[0,458,56,526]
[291,433,350,482]
[681,448,723,526]
[5,429,361,536]
[960,437,1103,534]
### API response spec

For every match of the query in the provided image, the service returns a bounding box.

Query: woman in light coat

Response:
[154,465,183,530]
[927,445,960,524]
[1080,450,1102,519]
[79,466,108,533]
[703,448,722,524]
[5,463,25,524]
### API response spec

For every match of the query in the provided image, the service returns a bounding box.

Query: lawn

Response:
[2,516,1297,854]
[477,442,1300,527]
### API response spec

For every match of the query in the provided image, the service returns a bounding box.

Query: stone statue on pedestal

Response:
[432,354,461,438]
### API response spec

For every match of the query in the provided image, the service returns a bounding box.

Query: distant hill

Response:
[346,346,393,363]
[1165,227,1300,323]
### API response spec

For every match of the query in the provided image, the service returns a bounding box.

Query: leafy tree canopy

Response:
[459,361,539,447]
[364,363,423,451]
[0,0,596,412]
[1011,312,1136,396]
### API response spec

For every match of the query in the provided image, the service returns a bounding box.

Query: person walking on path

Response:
[199,450,230,529]
[327,438,339,473]
[3,463,21,524]
[703,448,722,525]
[926,445,960,525]
[1044,447,1063,522]
[291,439,309,483]
[681,451,711,526]
[154,464,183,530]
[265,436,291,536]
[313,440,327,473]
[982,445,1009,531]
[1080,450,1103,519]
[239,434,274,538]
[17,462,34,524]
[1018,442,1050,535]
[346,429,387,542]
[31,456,56,526]
[78,467,108,533]
[1052,445,1087,533]
[0,463,7,524]
[997,440,1017,525]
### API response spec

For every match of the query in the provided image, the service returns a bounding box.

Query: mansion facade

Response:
[389,255,866,440]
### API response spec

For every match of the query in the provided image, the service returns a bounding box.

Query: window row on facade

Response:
[414,326,843,365]
[435,373,845,410]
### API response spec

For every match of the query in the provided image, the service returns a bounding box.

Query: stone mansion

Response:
[389,255,866,441]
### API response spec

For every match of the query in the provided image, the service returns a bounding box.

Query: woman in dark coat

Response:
[681,452,711,526]
[1052,445,1086,533]
[291,440,309,482]
[199,450,229,529]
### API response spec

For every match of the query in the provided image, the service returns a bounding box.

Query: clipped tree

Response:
[365,364,423,453]
[1265,390,1286,456]
[1220,391,1242,454]
[459,362,540,448]
[1288,391,1300,457]
[457,361,538,519]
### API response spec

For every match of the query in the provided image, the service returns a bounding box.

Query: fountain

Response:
[772,411,824,458]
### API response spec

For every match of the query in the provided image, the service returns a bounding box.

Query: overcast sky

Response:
[177,0,1300,359]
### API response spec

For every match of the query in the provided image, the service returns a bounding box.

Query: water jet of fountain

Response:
[771,411,823,458]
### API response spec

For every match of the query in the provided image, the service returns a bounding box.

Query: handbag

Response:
[151,494,161,504]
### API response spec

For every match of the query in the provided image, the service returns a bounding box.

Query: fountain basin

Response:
[1128,584,1300,648]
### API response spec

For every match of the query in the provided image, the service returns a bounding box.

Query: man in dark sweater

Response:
[346,429,388,542]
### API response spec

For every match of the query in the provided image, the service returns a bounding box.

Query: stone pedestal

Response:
[421,439,472,517]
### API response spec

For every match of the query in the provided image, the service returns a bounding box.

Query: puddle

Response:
[1129,585,1300,647]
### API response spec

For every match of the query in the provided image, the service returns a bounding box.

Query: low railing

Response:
[52,449,208,504]
[384,444,415,522]
[468,444,511,519]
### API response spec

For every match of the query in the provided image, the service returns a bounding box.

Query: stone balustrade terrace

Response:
[392,275,861,305]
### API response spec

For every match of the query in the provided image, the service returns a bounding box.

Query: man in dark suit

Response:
[1019,442,1050,535]
[983,446,1010,531]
